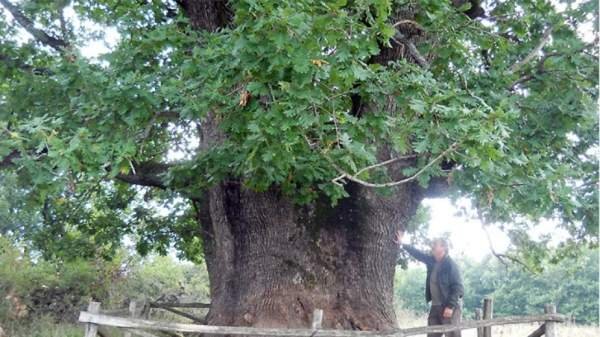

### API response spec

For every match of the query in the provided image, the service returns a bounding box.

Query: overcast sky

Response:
[423,198,510,261]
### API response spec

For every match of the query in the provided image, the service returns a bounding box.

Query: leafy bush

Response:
[0,237,121,323]
[0,236,210,328]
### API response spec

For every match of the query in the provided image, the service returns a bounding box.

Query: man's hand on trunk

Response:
[443,307,454,318]
[394,230,404,245]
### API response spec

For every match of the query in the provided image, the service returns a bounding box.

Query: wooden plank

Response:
[526,324,545,337]
[474,308,483,337]
[482,298,493,337]
[79,312,393,337]
[545,304,557,337]
[125,301,138,337]
[159,305,205,323]
[401,314,565,337]
[79,311,566,337]
[84,302,101,337]
[150,302,211,309]
[312,309,324,330]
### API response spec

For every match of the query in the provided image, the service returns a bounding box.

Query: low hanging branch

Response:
[0,0,70,52]
[482,224,535,273]
[331,142,458,188]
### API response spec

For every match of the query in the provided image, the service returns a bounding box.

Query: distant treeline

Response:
[394,249,599,325]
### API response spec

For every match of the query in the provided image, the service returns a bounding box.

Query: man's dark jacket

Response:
[401,245,464,309]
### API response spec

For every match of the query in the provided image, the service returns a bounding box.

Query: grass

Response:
[1,315,128,337]
[2,316,83,337]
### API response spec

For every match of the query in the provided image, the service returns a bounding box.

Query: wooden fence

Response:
[80,298,565,337]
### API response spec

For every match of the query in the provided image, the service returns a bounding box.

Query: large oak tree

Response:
[0,0,597,331]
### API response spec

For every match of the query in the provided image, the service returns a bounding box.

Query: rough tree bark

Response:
[182,0,443,331]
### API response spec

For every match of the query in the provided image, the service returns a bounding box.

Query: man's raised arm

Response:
[394,230,434,265]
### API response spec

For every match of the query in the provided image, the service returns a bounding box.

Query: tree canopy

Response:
[0,0,597,265]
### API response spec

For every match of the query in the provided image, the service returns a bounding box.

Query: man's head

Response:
[431,238,449,262]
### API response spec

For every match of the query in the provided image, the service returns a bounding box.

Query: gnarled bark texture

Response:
[181,0,446,332]
[197,183,424,330]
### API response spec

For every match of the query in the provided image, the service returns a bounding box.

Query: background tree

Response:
[0,0,597,330]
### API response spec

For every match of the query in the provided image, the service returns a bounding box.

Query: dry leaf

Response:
[239,90,251,107]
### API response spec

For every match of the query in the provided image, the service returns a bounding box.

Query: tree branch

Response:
[508,38,597,90]
[0,147,171,189]
[483,225,536,273]
[114,161,172,189]
[392,31,429,68]
[0,0,69,52]
[507,27,552,74]
[0,53,53,75]
[331,142,458,188]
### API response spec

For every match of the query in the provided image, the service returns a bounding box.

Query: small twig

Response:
[351,153,418,178]
[508,27,552,74]
[331,142,457,188]
[482,225,535,273]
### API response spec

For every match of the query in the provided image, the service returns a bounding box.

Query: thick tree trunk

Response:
[197,183,423,330]
[182,0,431,331]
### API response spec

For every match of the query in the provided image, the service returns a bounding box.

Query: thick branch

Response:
[115,161,172,189]
[507,27,552,74]
[179,0,232,31]
[392,31,429,68]
[0,0,69,51]
[1,147,170,189]
[331,142,458,188]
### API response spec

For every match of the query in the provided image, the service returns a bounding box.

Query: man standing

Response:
[395,230,464,337]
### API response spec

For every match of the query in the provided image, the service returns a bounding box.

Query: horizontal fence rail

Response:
[149,301,211,309]
[402,314,565,336]
[79,310,566,337]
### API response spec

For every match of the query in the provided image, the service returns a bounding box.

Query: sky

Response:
[421,198,510,261]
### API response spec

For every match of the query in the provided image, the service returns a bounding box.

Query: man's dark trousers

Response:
[427,305,462,337]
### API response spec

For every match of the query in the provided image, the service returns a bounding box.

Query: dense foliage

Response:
[0,237,210,325]
[395,250,599,325]
[0,0,597,266]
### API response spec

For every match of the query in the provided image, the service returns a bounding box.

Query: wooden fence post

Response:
[482,298,493,337]
[124,301,137,337]
[84,301,101,337]
[544,304,557,337]
[475,308,484,337]
[311,309,324,330]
